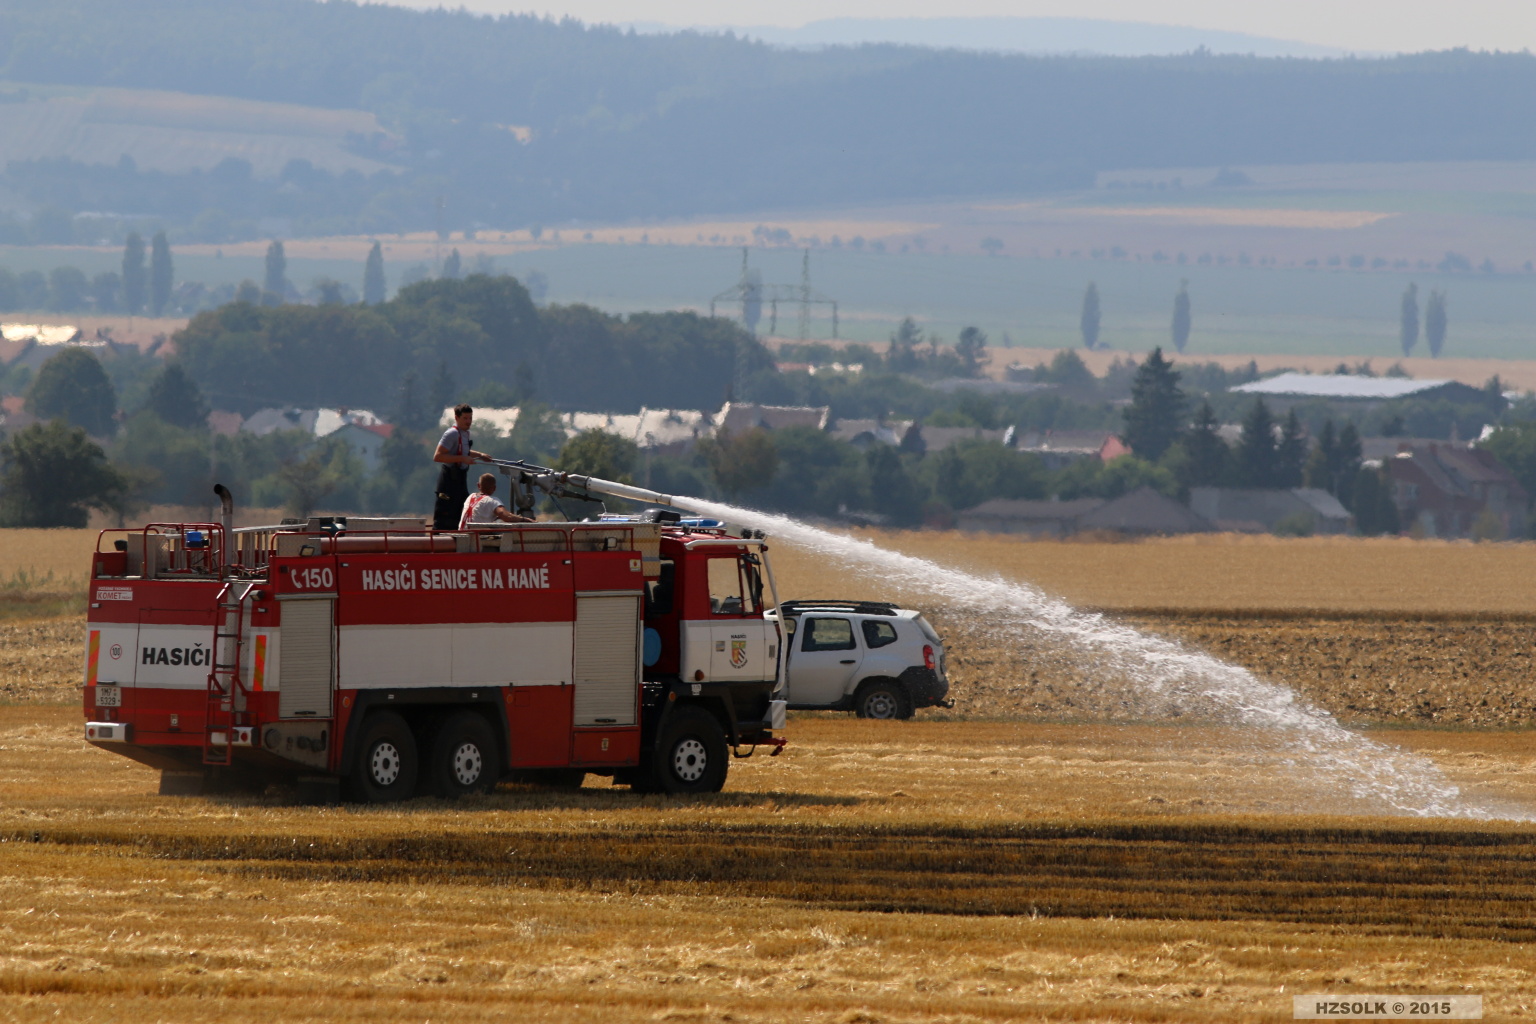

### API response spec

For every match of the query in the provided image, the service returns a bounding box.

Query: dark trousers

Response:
[433,465,468,530]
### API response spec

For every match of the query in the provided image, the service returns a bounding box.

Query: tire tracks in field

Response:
[10,820,1536,942]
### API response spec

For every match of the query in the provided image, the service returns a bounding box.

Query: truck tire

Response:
[637,705,728,795]
[854,679,913,720]
[426,711,498,799]
[346,711,419,803]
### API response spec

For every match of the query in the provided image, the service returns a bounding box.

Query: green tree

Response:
[1121,346,1184,462]
[1351,466,1400,536]
[122,232,146,315]
[1480,420,1536,501]
[90,271,120,312]
[392,369,430,432]
[363,240,386,304]
[112,411,211,506]
[1333,422,1363,509]
[17,270,47,310]
[1275,409,1307,488]
[864,445,924,526]
[886,317,923,373]
[505,402,568,462]
[264,240,287,304]
[48,266,88,311]
[149,231,173,316]
[705,427,779,497]
[1303,419,1363,504]
[1171,279,1191,354]
[1399,282,1419,357]
[1179,399,1230,489]
[428,361,456,423]
[1425,289,1447,358]
[26,347,117,436]
[143,362,210,430]
[0,267,18,310]
[955,326,987,377]
[277,448,336,518]
[442,248,462,279]
[556,428,638,483]
[1236,398,1278,488]
[1080,282,1101,350]
[0,420,127,527]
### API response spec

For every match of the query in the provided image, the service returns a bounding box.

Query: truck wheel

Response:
[855,680,913,720]
[346,711,419,803]
[642,706,728,794]
[427,711,498,799]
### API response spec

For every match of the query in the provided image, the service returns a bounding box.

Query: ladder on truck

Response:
[204,581,257,765]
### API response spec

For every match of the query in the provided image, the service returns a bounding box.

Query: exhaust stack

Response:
[213,484,234,566]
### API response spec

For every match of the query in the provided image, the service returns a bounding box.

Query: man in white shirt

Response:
[459,473,532,528]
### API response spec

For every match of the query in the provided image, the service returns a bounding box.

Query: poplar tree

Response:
[363,241,386,304]
[1399,282,1419,357]
[264,240,287,304]
[1425,289,1447,358]
[122,232,146,315]
[149,231,173,316]
[1080,282,1101,350]
[1171,279,1191,353]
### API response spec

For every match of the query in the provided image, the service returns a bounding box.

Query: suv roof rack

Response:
[777,599,900,617]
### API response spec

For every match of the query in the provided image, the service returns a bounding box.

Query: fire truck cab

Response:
[83,511,786,801]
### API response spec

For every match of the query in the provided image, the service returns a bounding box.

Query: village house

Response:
[1380,442,1526,539]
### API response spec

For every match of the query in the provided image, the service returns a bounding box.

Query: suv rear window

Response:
[861,620,898,648]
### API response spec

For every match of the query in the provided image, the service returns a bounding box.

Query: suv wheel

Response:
[855,680,913,720]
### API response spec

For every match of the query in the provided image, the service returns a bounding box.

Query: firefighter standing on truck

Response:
[432,403,491,530]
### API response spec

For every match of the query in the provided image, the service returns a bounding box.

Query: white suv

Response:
[769,600,951,719]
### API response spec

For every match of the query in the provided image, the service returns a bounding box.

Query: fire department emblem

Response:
[730,639,748,669]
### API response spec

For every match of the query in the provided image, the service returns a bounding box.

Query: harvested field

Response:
[2,708,1535,1022]
[769,531,1536,615]
[7,523,1536,1020]
[0,619,80,703]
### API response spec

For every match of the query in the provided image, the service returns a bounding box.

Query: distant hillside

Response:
[0,0,1533,239]
[682,17,1354,58]
[0,84,391,177]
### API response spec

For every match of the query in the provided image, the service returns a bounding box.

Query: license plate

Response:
[96,685,121,707]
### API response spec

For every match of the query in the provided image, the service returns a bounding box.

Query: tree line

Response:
[4,1,1536,233]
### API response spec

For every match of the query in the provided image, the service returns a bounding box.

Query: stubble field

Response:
[5,527,1536,1020]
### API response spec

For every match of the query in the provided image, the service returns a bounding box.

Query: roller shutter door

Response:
[572,595,639,726]
[279,599,334,718]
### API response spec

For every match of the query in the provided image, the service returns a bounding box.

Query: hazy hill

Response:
[674,17,1354,58]
[0,0,1533,238]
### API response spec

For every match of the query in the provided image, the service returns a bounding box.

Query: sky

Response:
[384,0,1536,55]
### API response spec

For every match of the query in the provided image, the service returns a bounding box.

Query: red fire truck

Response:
[82,469,786,801]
